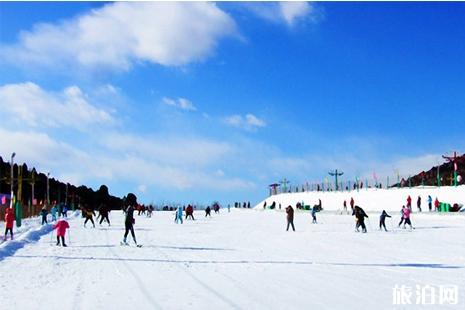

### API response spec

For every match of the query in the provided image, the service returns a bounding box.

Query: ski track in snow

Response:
[0,208,464,309]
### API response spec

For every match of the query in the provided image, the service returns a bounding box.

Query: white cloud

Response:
[0,82,115,131]
[162,97,197,111]
[245,2,317,27]
[0,2,238,71]
[224,113,266,131]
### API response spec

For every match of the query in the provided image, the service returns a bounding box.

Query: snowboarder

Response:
[40,206,48,225]
[53,219,69,247]
[205,206,211,217]
[417,196,422,212]
[401,206,413,230]
[4,208,14,241]
[122,193,139,246]
[352,205,368,233]
[285,205,295,231]
[185,205,194,220]
[175,206,183,224]
[99,204,111,226]
[83,208,96,228]
[50,204,57,222]
[311,206,318,224]
[379,210,391,232]
[427,195,433,212]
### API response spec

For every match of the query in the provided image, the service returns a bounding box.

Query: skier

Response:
[398,206,406,227]
[402,206,413,230]
[185,205,194,220]
[227,204,230,213]
[62,204,68,218]
[147,205,153,218]
[53,219,69,247]
[175,206,183,224]
[343,200,348,214]
[311,206,318,224]
[352,205,368,233]
[122,193,139,246]
[379,210,391,232]
[350,197,355,210]
[4,208,14,241]
[427,195,433,212]
[205,206,211,217]
[50,204,57,222]
[285,205,295,231]
[40,206,48,225]
[99,204,111,226]
[434,197,440,211]
[83,208,96,228]
[417,196,422,212]
[407,195,412,210]
[56,202,62,218]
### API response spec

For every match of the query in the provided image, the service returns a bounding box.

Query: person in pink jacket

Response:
[53,219,70,247]
[4,208,15,241]
[402,207,413,230]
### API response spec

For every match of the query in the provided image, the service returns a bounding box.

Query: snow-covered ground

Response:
[0,208,464,309]
[256,185,465,212]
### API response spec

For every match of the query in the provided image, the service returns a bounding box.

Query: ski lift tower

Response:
[328,169,344,191]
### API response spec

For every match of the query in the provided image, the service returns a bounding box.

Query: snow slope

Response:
[0,209,464,309]
[255,185,465,212]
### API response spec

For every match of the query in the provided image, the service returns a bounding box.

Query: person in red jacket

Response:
[407,195,412,210]
[434,197,440,211]
[53,219,70,247]
[4,208,15,241]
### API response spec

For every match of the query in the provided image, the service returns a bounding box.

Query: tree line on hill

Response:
[393,153,465,187]
[0,156,124,210]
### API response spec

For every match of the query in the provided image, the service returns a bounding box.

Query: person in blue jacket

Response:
[311,207,318,224]
[62,204,68,218]
[50,205,57,222]
[427,195,433,212]
[379,210,391,231]
[175,206,183,224]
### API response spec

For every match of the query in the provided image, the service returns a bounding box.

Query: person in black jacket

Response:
[286,205,295,231]
[122,193,138,246]
[205,206,211,217]
[98,204,111,226]
[352,205,368,233]
[379,210,391,231]
[40,207,48,225]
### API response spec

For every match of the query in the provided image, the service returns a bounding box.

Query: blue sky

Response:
[0,2,464,205]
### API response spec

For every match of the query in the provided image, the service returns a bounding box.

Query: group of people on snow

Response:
[281,193,445,233]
